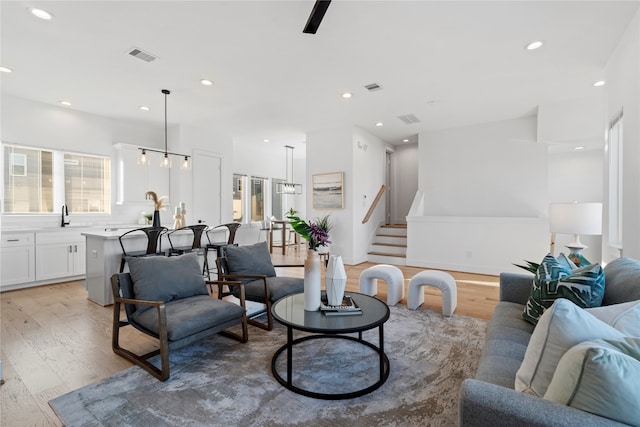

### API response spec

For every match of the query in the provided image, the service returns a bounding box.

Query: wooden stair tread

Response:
[367,251,407,258]
[376,234,407,238]
[381,224,407,228]
[372,242,407,248]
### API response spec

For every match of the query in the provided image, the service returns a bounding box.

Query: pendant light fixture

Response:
[138,89,191,170]
[276,145,302,194]
[160,89,171,168]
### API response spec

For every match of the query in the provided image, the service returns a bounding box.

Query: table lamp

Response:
[549,202,602,266]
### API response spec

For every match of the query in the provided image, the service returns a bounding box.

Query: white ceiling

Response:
[1,1,637,147]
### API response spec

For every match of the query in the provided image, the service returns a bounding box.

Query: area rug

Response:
[49,306,488,426]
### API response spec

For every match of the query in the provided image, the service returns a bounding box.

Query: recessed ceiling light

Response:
[59,100,71,106]
[0,66,12,73]
[139,106,150,111]
[263,139,270,143]
[525,40,543,50]
[403,139,409,143]
[593,80,606,87]
[29,7,54,20]
[342,92,352,99]
[375,122,383,127]
[200,79,213,86]
[574,146,585,151]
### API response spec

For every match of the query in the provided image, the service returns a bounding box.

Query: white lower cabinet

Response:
[35,232,86,282]
[1,233,35,288]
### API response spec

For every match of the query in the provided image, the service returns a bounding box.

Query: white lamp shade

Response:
[549,202,602,235]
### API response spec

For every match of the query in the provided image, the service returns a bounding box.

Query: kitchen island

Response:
[83,228,208,306]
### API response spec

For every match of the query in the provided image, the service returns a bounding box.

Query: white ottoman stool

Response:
[407,270,457,316]
[359,264,404,306]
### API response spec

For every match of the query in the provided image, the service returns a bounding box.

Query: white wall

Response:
[1,95,233,229]
[537,97,604,145]
[603,9,640,262]
[232,139,306,219]
[306,127,353,262]
[391,142,418,224]
[306,126,386,265]
[548,147,604,262]
[419,116,546,217]
[352,127,387,263]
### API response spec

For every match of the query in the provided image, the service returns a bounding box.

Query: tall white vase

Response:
[304,249,321,311]
[325,255,347,306]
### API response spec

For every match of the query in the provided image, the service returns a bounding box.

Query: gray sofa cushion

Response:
[225,241,276,282]
[129,254,208,312]
[244,276,304,303]
[603,258,640,305]
[131,295,244,341]
[475,301,534,388]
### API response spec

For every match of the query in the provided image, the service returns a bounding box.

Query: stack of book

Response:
[320,294,362,316]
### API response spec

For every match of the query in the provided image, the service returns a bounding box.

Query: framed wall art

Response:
[312,172,344,209]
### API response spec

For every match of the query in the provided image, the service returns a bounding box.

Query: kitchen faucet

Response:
[61,204,70,227]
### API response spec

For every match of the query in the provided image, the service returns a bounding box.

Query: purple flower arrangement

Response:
[287,211,332,251]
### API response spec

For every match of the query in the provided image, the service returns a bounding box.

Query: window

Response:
[250,177,267,222]
[233,174,244,223]
[64,153,111,213]
[2,144,110,214]
[3,145,54,213]
[272,179,285,220]
[232,174,273,224]
[608,111,623,248]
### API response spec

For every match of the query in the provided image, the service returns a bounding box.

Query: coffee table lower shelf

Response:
[271,332,390,400]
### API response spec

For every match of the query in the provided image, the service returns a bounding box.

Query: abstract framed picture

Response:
[312,172,344,209]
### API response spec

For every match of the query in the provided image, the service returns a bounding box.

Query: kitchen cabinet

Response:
[35,231,86,281]
[1,233,35,288]
[115,143,172,204]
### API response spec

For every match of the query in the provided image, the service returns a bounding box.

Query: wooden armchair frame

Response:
[216,257,273,330]
[111,274,248,381]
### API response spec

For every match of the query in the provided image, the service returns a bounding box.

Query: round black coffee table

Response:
[271,291,390,400]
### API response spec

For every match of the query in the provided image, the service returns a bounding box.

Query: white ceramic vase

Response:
[304,249,321,311]
[325,255,347,306]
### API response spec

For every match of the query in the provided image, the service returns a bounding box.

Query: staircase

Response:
[367,224,407,265]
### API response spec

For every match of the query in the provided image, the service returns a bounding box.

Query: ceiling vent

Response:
[397,114,421,124]
[127,47,157,63]
[364,83,382,92]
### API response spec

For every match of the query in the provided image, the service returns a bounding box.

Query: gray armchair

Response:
[216,241,304,330]
[111,253,248,381]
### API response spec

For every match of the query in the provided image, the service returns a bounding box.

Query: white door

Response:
[192,150,222,227]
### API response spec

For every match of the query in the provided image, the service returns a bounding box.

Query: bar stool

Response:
[166,224,208,256]
[202,223,241,278]
[118,226,168,273]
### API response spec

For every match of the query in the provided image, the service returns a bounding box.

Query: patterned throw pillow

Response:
[523,254,605,325]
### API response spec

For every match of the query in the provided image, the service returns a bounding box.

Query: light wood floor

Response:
[0,257,499,426]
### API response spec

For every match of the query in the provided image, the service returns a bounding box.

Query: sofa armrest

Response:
[459,379,625,427]
[499,272,534,304]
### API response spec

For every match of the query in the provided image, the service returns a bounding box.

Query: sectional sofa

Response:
[459,258,640,426]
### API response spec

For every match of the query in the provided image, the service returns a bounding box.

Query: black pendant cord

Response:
[162,89,170,157]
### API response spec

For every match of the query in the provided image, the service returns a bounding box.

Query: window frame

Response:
[607,111,623,249]
[2,143,111,215]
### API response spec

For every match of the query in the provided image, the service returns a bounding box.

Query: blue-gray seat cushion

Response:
[475,301,535,388]
[244,276,304,303]
[129,254,208,312]
[224,241,276,282]
[603,258,640,305]
[131,295,245,341]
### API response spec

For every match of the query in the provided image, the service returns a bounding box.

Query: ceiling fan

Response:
[303,0,332,34]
